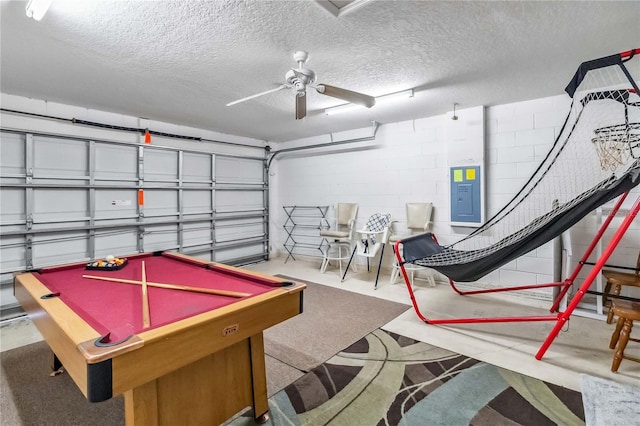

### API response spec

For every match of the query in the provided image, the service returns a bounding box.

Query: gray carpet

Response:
[0,277,409,425]
[580,374,640,426]
[266,275,410,372]
[1,340,124,426]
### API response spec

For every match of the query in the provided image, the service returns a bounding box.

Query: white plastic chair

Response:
[342,213,393,289]
[319,203,358,277]
[389,203,435,287]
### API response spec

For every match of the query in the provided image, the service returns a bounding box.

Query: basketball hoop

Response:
[592,122,640,171]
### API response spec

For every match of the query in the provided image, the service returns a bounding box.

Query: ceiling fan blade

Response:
[296,93,307,120]
[226,84,288,107]
[316,84,375,108]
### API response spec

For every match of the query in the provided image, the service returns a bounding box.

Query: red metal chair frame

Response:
[394,192,640,360]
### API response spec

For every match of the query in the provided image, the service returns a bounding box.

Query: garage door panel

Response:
[95,143,138,181]
[144,224,179,251]
[215,244,266,263]
[33,232,89,267]
[33,189,88,222]
[184,190,212,214]
[145,149,178,182]
[183,222,213,246]
[34,137,88,177]
[95,230,138,257]
[96,189,139,219]
[144,189,177,217]
[215,191,263,211]
[1,240,26,272]
[0,133,25,175]
[1,188,25,224]
[216,223,264,243]
[184,153,213,182]
[216,157,263,183]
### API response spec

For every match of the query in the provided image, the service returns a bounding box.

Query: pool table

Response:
[13,251,305,425]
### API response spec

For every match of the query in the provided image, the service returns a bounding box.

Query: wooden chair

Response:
[609,299,640,372]
[602,251,640,323]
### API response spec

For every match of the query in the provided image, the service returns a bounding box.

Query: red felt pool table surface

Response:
[34,252,283,343]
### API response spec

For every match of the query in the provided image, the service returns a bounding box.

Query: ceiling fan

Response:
[226,50,376,120]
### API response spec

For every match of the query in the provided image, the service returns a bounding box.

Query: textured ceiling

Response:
[1,1,639,143]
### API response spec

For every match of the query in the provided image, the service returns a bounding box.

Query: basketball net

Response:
[592,122,640,171]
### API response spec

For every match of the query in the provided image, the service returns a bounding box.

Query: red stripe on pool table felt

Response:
[35,255,278,343]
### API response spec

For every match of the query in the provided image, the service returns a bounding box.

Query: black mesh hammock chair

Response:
[394,48,640,361]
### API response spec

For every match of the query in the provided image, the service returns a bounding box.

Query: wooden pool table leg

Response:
[122,336,270,425]
[250,332,270,423]
[124,380,159,426]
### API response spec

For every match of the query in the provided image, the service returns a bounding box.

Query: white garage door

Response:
[0,130,268,318]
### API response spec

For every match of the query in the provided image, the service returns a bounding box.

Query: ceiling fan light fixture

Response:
[376,89,414,105]
[325,103,366,115]
[25,0,53,21]
[226,50,377,120]
[325,88,414,116]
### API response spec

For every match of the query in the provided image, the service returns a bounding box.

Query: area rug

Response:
[267,275,410,372]
[230,328,585,426]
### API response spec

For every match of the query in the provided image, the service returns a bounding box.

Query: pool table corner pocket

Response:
[78,334,144,363]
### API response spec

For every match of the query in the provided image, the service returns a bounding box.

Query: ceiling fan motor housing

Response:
[285,68,316,93]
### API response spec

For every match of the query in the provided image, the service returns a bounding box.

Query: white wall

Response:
[0,93,266,156]
[270,94,640,297]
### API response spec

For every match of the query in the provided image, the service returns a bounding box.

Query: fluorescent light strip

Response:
[25,0,53,21]
[325,103,365,115]
[325,89,414,116]
[376,89,415,104]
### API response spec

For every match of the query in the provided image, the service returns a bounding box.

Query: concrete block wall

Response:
[271,93,640,298]
[570,202,640,300]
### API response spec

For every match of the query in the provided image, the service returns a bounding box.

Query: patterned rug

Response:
[230,329,585,426]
